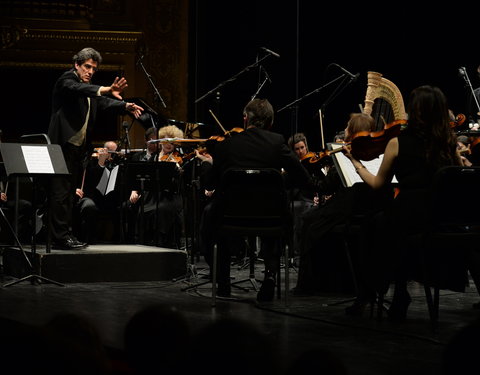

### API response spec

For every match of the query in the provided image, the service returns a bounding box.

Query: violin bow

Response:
[208,109,229,135]
[318,109,325,150]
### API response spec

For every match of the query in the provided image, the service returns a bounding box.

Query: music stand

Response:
[0,143,68,287]
[124,161,178,245]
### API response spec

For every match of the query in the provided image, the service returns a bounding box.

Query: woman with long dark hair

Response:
[344,85,463,320]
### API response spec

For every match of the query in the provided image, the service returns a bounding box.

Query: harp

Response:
[349,72,407,161]
[363,71,407,131]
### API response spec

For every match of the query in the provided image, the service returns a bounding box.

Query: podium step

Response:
[2,244,188,283]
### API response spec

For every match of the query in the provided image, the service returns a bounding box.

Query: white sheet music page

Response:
[21,145,55,174]
[329,143,397,187]
[106,165,119,195]
[96,165,119,196]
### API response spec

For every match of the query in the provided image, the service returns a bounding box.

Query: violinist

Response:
[128,124,184,247]
[293,112,392,297]
[198,98,313,300]
[456,135,473,167]
[75,141,122,244]
[287,133,327,256]
[122,127,158,243]
[157,125,184,166]
[343,85,465,321]
[130,127,159,162]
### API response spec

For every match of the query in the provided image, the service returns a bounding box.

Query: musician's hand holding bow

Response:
[75,188,84,199]
[130,190,141,204]
[195,149,213,164]
[96,147,110,167]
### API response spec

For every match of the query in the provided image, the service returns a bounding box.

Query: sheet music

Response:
[21,145,55,174]
[96,165,119,196]
[329,143,397,187]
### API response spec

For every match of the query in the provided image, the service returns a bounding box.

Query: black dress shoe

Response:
[52,236,87,250]
[217,283,231,298]
[345,297,373,317]
[257,276,275,302]
[345,291,377,317]
[387,292,412,322]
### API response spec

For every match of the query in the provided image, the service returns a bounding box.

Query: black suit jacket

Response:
[203,127,311,191]
[48,69,127,146]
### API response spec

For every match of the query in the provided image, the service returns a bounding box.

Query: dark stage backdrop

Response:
[190,1,478,150]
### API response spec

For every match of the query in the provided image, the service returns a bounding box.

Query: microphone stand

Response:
[459,67,480,118]
[320,73,356,112]
[251,66,271,100]
[277,74,346,113]
[119,120,133,243]
[138,57,167,109]
[195,54,272,104]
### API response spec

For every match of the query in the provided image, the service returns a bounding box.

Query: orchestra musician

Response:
[456,135,473,167]
[128,125,184,247]
[131,127,159,162]
[0,171,34,244]
[122,127,159,243]
[47,47,143,250]
[287,133,327,256]
[293,113,393,297]
[196,98,313,300]
[74,141,122,244]
[343,85,466,320]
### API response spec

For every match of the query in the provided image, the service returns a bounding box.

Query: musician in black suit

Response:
[197,98,312,300]
[130,127,159,163]
[47,47,143,250]
[75,141,122,244]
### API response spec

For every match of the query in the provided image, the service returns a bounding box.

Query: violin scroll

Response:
[450,113,466,128]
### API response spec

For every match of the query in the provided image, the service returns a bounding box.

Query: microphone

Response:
[136,54,144,66]
[334,63,359,80]
[122,121,130,129]
[260,47,280,58]
[261,66,272,83]
[458,67,466,77]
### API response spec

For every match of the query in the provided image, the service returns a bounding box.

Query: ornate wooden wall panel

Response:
[0,0,189,148]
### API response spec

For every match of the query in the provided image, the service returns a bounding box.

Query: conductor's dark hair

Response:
[73,47,103,66]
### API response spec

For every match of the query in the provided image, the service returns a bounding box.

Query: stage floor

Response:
[0,249,479,374]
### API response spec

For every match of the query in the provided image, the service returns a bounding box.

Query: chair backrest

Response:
[430,166,480,230]
[218,168,291,236]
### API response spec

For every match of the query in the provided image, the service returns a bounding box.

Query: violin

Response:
[349,119,406,161]
[159,151,183,164]
[300,149,343,165]
[450,113,466,129]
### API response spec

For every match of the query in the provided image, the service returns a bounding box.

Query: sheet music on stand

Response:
[0,142,68,287]
[328,143,398,187]
[96,165,119,196]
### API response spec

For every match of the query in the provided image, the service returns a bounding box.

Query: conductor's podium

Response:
[2,244,188,283]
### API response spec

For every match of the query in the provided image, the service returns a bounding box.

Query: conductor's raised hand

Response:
[126,102,144,119]
[109,77,128,99]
